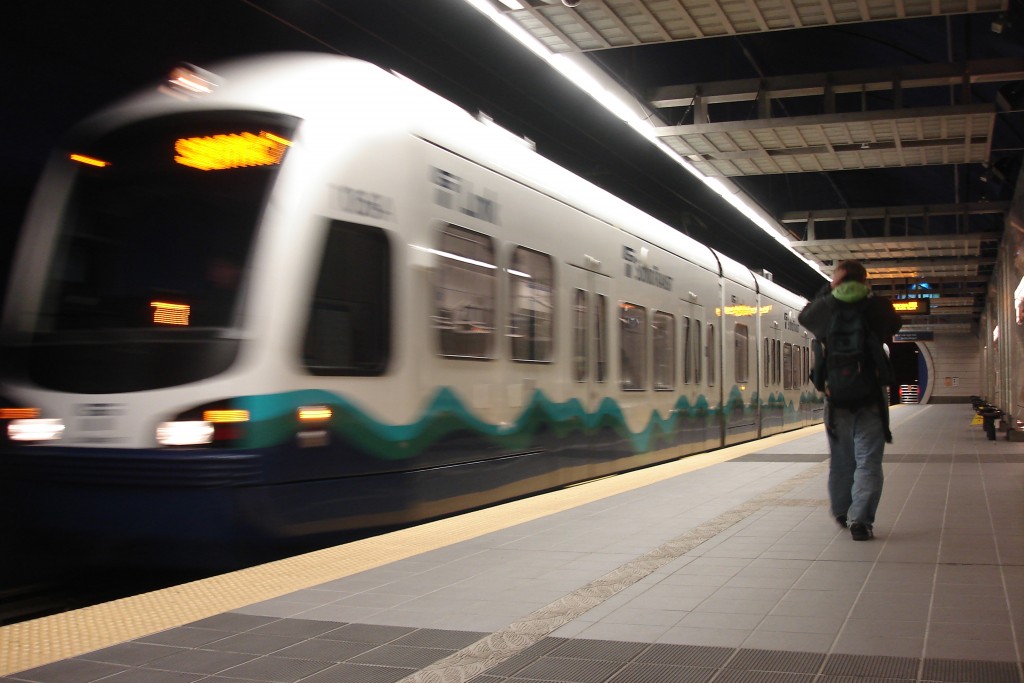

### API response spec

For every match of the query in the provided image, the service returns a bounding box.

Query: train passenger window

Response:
[804,345,810,385]
[596,294,608,382]
[509,247,554,362]
[706,323,715,387]
[573,289,586,381]
[694,319,703,385]
[795,344,803,387]
[620,302,646,391]
[304,220,390,375]
[682,317,692,384]
[783,342,794,389]
[734,323,749,383]
[773,339,781,385]
[763,338,771,385]
[653,311,675,390]
[800,345,806,386]
[435,224,496,359]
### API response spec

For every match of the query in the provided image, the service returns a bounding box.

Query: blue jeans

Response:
[826,401,885,526]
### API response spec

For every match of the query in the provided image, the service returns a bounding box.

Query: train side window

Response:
[620,302,646,391]
[801,344,806,386]
[694,319,703,385]
[773,339,781,385]
[653,311,675,390]
[509,246,554,362]
[595,294,608,382]
[734,322,749,383]
[763,337,770,385]
[804,345,810,385]
[303,220,390,375]
[435,224,496,359]
[706,322,715,387]
[573,289,586,381]
[795,344,803,387]
[682,317,692,384]
[783,342,794,389]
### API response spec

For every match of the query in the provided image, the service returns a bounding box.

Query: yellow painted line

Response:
[0,424,823,676]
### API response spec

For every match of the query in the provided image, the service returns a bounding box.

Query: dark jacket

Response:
[798,281,902,344]
[799,281,903,438]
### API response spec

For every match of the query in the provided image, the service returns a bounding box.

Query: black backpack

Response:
[817,300,894,403]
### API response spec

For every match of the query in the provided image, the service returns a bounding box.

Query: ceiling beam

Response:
[859,256,995,268]
[648,58,1024,109]
[653,103,994,137]
[791,233,1002,254]
[781,202,1010,222]
[871,275,989,285]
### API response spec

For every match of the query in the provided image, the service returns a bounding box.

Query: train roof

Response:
[81,52,793,289]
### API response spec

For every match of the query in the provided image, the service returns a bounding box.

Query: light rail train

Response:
[0,54,821,567]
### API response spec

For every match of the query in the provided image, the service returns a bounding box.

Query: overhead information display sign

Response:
[892,299,930,315]
[894,331,934,342]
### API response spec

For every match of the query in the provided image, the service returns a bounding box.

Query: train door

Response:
[680,300,715,453]
[567,265,611,414]
[709,282,725,447]
[764,321,783,436]
[721,281,759,446]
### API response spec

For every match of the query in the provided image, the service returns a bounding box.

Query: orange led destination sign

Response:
[151,301,190,326]
[892,299,930,315]
[70,154,111,168]
[174,130,292,171]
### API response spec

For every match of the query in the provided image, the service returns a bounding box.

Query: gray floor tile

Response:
[214,656,335,682]
[607,662,717,682]
[76,642,183,666]
[4,660,127,683]
[147,649,256,675]
[198,632,304,655]
[100,671,204,683]
[348,644,455,668]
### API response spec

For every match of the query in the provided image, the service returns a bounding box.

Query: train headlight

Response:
[159,400,250,448]
[156,421,215,446]
[8,418,65,442]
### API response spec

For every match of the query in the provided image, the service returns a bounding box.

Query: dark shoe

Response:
[850,522,873,541]
[835,515,848,528]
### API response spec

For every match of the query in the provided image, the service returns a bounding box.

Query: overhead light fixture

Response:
[464,0,824,279]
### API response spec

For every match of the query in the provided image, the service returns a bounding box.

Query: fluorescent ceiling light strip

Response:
[461,0,825,279]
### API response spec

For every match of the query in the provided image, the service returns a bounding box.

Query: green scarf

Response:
[831,281,870,303]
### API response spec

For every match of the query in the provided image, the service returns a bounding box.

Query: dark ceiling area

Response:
[6,0,1024,323]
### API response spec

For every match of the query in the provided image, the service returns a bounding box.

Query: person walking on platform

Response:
[798,260,902,541]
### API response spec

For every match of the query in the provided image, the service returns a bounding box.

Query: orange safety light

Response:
[174,131,292,171]
[203,409,250,423]
[0,407,40,419]
[70,153,110,168]
[298,406,333,422]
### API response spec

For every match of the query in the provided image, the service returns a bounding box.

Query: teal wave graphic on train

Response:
[234,387,819,457]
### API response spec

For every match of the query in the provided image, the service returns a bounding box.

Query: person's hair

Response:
[837,260,867,283]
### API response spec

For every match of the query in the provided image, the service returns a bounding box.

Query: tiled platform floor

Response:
[4,404,1023,683]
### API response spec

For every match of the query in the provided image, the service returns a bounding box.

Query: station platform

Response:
[1,403,1022,683]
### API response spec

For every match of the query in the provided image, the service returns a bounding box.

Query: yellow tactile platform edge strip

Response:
[0,424,823,676]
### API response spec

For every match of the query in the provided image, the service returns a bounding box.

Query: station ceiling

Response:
[8,0,1024,331]
[490,0,1024,332]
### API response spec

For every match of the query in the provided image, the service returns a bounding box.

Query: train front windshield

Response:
[19,111,300,394]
